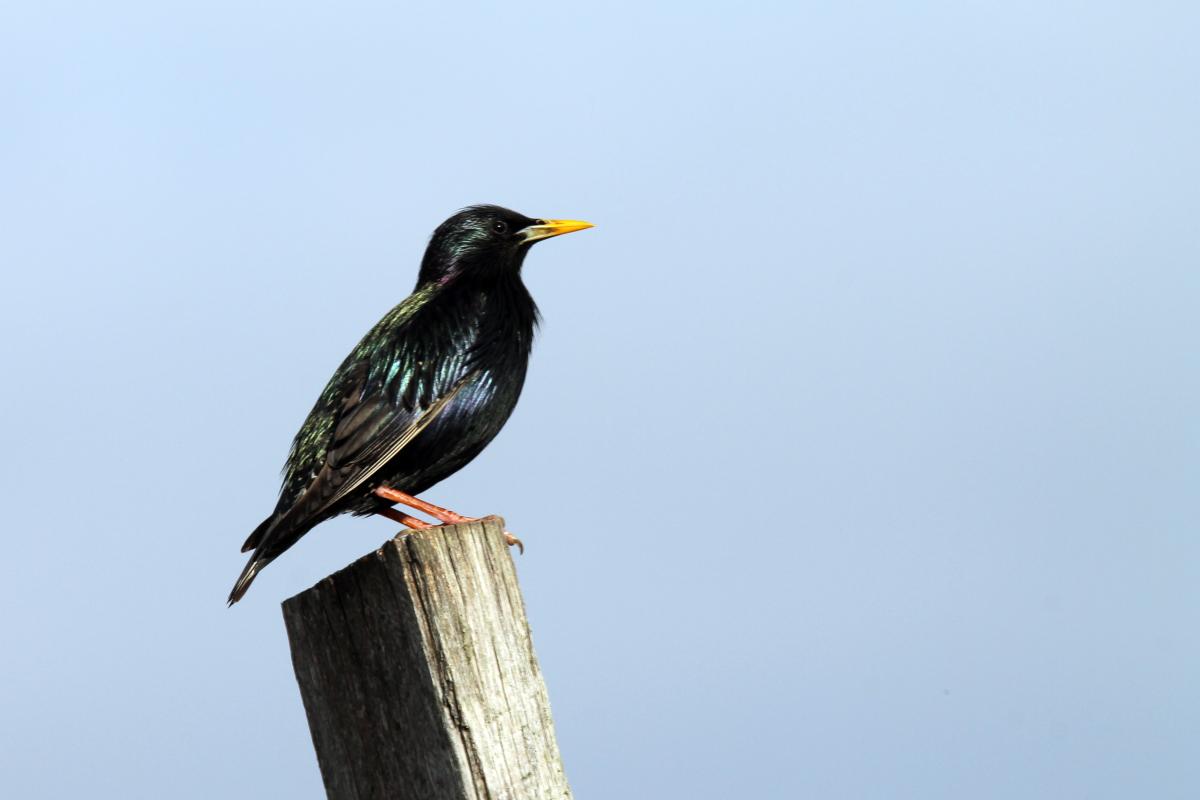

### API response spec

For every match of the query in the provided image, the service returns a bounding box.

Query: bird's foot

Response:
[377,501,524,554]
[475,514,523,554]
[375,486,523,552]
[473,515,524,554]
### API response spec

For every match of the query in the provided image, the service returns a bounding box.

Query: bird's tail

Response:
[241,516,273,553]
[228,515,279,606]
[229,510,322,605]
[227,553,273,606]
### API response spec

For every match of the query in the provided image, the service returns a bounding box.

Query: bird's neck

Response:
[432,272,539,353]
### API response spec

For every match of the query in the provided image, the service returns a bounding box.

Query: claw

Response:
[379,506,524,553]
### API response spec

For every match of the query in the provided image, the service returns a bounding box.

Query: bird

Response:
[228,205,593,604]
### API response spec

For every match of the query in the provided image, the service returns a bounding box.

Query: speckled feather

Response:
[229,206,548,604]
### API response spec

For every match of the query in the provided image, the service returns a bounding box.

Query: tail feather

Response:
[229,510,317,605]
[227,554,271,606]
[241,515,274,553]
[229,514,279,605]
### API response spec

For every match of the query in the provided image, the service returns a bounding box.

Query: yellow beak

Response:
[518,218,595,243]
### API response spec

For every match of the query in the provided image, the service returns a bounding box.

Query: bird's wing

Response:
[271,302,480,528]
[231,341,476,603]
[232,286,482,602]
[318,373,469,510]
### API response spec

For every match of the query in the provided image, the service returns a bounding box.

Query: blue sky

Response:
[1,2,1197,797]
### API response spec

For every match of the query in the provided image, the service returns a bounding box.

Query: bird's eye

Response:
[492,220,508,234]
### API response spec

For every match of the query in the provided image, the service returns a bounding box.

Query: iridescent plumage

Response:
[228,206,590,604]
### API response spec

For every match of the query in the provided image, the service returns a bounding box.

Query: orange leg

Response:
[374,486,525,553]
[378,506,431,529]
[375,486,469,524]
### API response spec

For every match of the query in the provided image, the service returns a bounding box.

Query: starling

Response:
[228,206,592,604]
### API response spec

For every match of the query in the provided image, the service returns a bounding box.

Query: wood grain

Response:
[282,517,572,800]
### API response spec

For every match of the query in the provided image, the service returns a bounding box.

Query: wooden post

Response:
[282,517,572,800]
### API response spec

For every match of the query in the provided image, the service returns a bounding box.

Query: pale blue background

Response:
[1,2,1197,797]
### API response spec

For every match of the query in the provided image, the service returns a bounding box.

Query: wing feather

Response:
[320,378,468,510]
[268,286,480,528]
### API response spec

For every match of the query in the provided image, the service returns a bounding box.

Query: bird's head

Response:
[418,205,593,284]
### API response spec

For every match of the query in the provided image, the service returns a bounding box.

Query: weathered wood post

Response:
[282,516,572,800]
